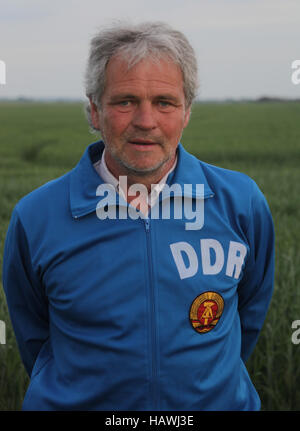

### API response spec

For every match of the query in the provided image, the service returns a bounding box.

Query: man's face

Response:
[90,55,191,180]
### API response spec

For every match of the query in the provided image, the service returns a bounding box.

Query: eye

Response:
[158,101,171,107]
[157,100,176,112]
[119,100,131,106]
[113,100,135,112]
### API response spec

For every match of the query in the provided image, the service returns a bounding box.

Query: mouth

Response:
[129,139,158,145]
[128,139,159,151]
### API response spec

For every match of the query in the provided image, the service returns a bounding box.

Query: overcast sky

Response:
[0,0,300,101]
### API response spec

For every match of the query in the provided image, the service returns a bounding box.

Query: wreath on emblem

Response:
[189,291,224,333]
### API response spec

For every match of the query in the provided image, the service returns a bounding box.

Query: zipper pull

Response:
[144,218,150,231]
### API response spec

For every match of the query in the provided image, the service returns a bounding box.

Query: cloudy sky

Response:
[0,0,300,101]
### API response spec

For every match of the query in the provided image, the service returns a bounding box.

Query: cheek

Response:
[160,117,186,140]
[102,110,131,137]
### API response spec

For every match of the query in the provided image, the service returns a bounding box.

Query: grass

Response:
[0,100,300,410]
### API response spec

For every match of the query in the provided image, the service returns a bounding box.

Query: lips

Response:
[127,139,160,151]
[128,139,157,145]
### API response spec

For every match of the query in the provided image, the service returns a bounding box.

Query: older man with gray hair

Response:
[3,21,274,411]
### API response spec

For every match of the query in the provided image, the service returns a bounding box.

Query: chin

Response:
[123,159,168,176]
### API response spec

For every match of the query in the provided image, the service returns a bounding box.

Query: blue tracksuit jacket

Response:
[2,141,274,410]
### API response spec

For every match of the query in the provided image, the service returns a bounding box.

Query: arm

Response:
[2,205,49,376]
[238,180,275,363]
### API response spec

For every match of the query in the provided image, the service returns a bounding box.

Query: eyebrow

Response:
[108,93,181,104]
[154,94,181,103]
[108,94,136,102]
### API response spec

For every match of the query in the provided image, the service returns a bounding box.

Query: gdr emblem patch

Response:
[189,292,224,333]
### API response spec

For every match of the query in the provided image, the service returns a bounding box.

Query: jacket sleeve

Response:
[237,180,275,363]
[2,205,49,376]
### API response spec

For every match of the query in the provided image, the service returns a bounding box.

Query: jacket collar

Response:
[69,140,214,219]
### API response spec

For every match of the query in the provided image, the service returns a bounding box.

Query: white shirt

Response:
[93,148,177,216]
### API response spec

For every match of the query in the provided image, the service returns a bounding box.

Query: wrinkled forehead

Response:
[102,54,185,99]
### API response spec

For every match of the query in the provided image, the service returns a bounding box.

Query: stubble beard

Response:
[103,133,176,180]
[110,147,172,177]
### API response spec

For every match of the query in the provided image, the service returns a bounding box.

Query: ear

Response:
[183,106,191,129]
[89,97,101,130]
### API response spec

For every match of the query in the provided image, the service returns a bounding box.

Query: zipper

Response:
[144,217,159,410]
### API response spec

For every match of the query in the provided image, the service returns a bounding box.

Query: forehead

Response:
[103,54,184,96]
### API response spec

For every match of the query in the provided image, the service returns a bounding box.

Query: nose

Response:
[132,102,157,131]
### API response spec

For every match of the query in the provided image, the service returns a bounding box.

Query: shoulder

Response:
[14,170,72,225]
[195,159,272,232]
[199,159,255,191]
[197,159,265,203]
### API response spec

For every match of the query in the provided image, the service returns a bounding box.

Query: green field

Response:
[0,100,299,410]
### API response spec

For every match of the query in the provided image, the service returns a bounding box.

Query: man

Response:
[2,22,274,411]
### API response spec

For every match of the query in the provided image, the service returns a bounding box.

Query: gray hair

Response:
[84,21,199,131]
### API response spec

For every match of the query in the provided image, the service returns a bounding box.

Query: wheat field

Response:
[0,100,299,410]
